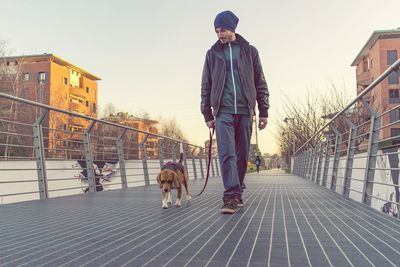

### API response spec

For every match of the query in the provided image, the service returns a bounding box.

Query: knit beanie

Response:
[214,11,239,32]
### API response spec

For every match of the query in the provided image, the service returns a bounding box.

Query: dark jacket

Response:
[201,34,270,122]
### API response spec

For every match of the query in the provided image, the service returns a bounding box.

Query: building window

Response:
[68,125,83,133]
[93,103,97,113]
[389,89,400,104]
[388,50,399,85]
[391,128,400,145]
[388,50,398,65]
[389,108,400,123]
[38,72,46,84]
[86,87,89,93]
[362,58,368,72]
[64,77,68,85]
[388,71,399,84]
[23,73,29,81]
[86,100,89,107]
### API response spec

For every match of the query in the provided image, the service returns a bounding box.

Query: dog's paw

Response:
[175,199,182,207]
[167,192,172,204]
[162,200,169,209]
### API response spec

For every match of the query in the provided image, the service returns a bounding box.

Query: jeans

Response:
[215,112,252,198]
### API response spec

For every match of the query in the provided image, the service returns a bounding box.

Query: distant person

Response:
[255,155,261,173]
[201,10,270,214]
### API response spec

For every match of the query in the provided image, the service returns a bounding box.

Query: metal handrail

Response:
[291,57,400,219]
[0,92,199,148]
[0,92,220,203]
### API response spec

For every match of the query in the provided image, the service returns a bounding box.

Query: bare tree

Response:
[158,117,188,142]
[0,41,26,158]
[100,102,118,118]
[276,85,351,164]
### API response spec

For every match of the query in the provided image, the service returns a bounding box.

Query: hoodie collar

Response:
[211,33,250,52]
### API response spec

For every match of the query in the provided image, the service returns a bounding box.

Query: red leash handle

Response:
[196,127,215,196]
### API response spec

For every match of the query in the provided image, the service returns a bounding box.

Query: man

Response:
[255,155,261,173]
[201,10,270,214]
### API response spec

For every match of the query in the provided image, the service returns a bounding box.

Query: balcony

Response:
[69,86,87,98]
[68,102,90,114]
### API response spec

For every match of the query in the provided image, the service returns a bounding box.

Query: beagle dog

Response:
[156,155,191,208]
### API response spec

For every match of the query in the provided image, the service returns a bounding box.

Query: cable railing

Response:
[292,58,400,219]
[0,93,218,204]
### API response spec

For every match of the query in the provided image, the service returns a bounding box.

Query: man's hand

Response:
[206,120,215,129]
[258,117,268,130]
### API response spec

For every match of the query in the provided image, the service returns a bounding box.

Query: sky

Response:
[1,0,399,154]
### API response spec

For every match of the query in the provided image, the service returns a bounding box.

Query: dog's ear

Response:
[157,173,162,189]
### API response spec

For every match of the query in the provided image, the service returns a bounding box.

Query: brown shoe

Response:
[236,196,243,207]
[221,197,238,214]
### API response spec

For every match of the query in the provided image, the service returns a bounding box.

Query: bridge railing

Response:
[0,93,219,204]
[292,58,400,218]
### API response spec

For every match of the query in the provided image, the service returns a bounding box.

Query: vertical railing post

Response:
[292,154,297,175]
[141,134,150,186]
[302,151,308,178]
[199,148,205,179]
[215,157,219,176]
[83,121,96,193]
[342,116,358,198]
[33,109,49,199]
[181,143,189,180]
[305,149,312,179]
[300,150,307,178]
[172,142,178,163]
[322,136,331,187]
[316,142,324,185]
[361,100,381,206]
[330,126,342,191]
[192,147,198,180]
[310,146,317,182]
[211,155,216,177]
[116,129,128,189]
[157,139,165,169]
[297,152,303,177]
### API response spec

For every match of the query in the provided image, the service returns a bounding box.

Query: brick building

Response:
[351,28,400,141]
[0,54,100,158]
[102,112,159,159]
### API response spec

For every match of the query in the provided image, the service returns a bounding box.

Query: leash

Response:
[196,127,215,197]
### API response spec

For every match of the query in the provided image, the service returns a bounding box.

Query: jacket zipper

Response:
[229,42,237,114]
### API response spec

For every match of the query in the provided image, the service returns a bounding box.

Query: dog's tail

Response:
[179,152,183,164]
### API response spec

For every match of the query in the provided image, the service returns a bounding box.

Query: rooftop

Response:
[351,28,400,66]
[2,53,101,81]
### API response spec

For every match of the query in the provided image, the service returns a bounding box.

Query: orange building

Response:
[351,28,400,141]
[0,54,100,158]
[102,112,159,159]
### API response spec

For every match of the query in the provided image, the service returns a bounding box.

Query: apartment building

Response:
[351,28,400,142]
[0,54,100,158]
[102,112,159,159]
